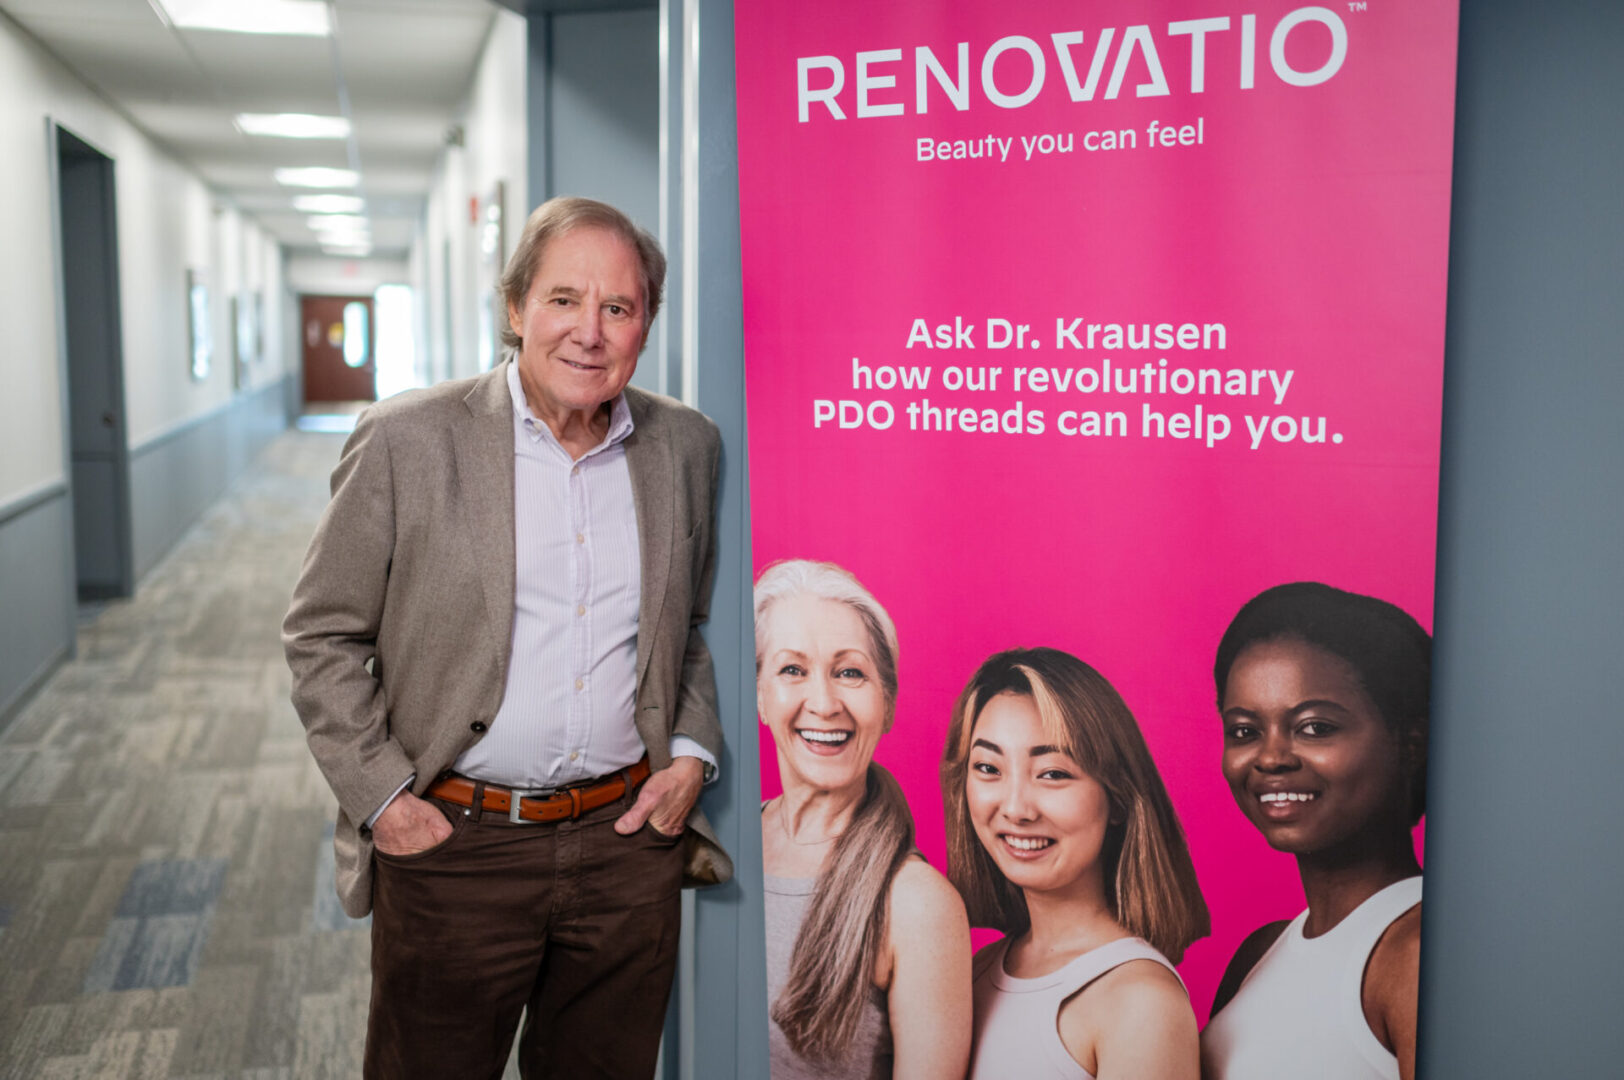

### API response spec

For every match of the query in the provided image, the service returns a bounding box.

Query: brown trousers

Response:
[364,787,685,1079]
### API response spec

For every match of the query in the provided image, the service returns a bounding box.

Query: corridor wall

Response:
[547,11,660,248]
[410,4,666,396]
[0,12,293,724]
[411,8,529,387]
[1417,0,1624,1072]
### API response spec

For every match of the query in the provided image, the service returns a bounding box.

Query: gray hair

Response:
[753,557,913,1064]
[753,559,900,724]
[498,196,666,352]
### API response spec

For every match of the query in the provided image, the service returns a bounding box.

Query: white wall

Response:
[0,12,292,503]
[242,217,288,395]
[411,8,528,386]
[209,206,284,396]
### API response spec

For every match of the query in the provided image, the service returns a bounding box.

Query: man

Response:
[284,196,732,1078]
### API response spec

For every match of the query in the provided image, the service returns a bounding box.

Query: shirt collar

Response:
[505,360,635,452]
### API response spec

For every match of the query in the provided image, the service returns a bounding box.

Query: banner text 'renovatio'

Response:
[797,7,1349,122]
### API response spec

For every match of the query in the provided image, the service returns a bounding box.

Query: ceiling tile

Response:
[9,14,211,101]
[337,8,493,110]
[336,0,497,13]
[181,29,338,110]
[0,0,156,22]
[4,0,507,258]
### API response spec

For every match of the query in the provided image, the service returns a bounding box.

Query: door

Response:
[55,125,134,601]
[301,294,376,403]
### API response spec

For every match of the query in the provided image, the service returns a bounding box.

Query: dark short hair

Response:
[498,196,666,352]
[1213,582,1431,822]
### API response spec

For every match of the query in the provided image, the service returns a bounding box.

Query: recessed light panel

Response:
[293,194,366,214]
[156,0,330,36]
[308,215,370,233]
[237,113,350,139]
[321,243,374,257]
[275,168,360,189]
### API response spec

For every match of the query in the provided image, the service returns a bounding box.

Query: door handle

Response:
[101,411,117,428]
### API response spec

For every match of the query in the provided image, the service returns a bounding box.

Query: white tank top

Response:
[969,935,1183,1080]
[1201,876,1423,1080]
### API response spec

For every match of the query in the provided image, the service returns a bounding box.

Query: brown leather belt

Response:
[426,757,651,824]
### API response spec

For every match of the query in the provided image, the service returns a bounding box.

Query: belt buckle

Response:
[508,787,555,823]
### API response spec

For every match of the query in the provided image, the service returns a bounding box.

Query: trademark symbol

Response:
[1347,1,1368,10]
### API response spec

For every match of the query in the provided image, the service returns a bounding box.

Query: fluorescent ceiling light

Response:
[155,0,330,36]
[308,215,370,233]
[321,243,374,257]
[237,113,350,139]
[312,230,371,247]
[275,167,360,188]
[293,194,365,214]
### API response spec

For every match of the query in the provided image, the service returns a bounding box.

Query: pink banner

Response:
[737,3,1456,1076]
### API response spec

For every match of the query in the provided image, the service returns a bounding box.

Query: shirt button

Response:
[576,533,585,544]
[569,751,579,761]
[574,679,584,691]
[470,721,487,733]
[576,605,586,616]
[572,465,579,476]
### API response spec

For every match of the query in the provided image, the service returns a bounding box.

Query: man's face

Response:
[508,225,647,425]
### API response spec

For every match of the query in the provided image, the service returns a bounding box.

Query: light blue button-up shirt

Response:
[368,363,713,822]
[454,361,713,788]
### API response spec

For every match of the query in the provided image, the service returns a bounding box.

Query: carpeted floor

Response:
[0,432,379,1079]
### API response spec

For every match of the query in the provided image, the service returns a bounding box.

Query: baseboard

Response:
[0,643,69,735]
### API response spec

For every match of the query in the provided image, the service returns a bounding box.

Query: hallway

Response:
[0,432,370,1079]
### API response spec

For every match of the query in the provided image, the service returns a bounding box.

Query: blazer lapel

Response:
[624,389,674,692]
[455,366,518,666]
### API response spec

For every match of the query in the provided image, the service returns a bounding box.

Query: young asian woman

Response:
[943,647,1209,1080]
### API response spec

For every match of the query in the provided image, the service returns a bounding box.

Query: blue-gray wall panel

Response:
[1419,2,1624,1075]
[534,9,661,396]
[71,459,123,590]
[129,378,291,580]
[527,15,553,214]
[0,492,74,725]
[690,0,769,1076]
[550,10,660,234]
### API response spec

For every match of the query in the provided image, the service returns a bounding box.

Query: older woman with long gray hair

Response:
[756,559,972,1080]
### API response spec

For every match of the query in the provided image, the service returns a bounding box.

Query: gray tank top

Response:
[765,872,894,1080]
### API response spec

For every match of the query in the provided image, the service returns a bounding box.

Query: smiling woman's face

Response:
[965,692,1114,902]
[757,594,888,797]
[1221,637,1410,858]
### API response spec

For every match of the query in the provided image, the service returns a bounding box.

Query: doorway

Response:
[300,294,376,405]
[54,124,134,602]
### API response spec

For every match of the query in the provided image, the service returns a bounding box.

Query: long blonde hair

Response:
[941,647,1210,963]
[755,560,914,1064]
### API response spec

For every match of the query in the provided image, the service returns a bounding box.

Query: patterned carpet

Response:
[0,432,378,1079]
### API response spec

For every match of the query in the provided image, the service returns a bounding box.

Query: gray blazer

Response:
[284,363,733,917]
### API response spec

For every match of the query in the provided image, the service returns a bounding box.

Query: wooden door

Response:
[301,295,376,403]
